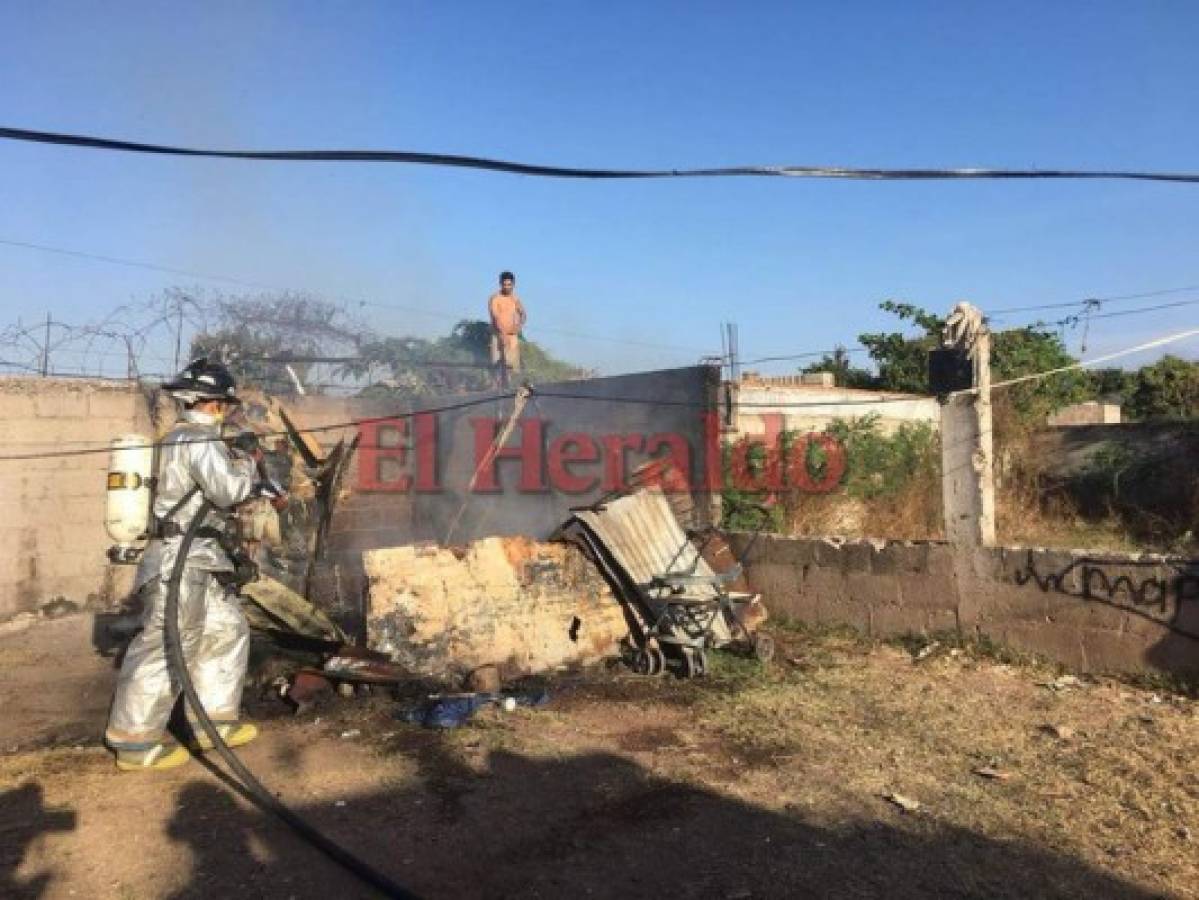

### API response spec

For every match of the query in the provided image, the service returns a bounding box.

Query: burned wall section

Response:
[304,365,720,626]
[364,536,628,679]
[727,532,1199,678]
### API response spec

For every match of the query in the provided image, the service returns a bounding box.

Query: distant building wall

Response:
[1047,401,1122,426]
[732,375,939,437]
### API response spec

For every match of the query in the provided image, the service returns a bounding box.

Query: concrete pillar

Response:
[940,322,996,547]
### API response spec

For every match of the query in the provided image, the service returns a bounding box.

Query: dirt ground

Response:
[1,615,1196,899]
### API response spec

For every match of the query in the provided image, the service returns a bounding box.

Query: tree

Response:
[343,320,589,400]
[190,292,369,395]
[801,346,877,388]
[857,301,946,394]
[990,324,1089,423]
[1089,367,1135,402]
[1125,355,1199,420]
[856,300,1088,421]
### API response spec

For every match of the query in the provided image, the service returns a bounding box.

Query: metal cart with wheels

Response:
[557,485,772,678]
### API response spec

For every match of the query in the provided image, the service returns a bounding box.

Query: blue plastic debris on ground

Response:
[397,689,551,729]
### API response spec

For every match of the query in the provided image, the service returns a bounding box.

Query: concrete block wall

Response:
[726,532,1199,678]
[0,381,411,623]
[0,377,152,618]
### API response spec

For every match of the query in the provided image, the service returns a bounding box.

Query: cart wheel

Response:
[632,647,655,676]
[681,647,707,679]
[647,646,666,676]
[752,633,776,663]
[680,648,698,679]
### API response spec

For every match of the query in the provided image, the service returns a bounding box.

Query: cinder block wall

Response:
[0,381,391,622]
[0,377,153,618]
[726,532,1199,678]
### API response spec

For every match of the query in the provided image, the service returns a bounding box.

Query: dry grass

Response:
[4,623,1196,898]
[685,627,1199,898]
[784,475,944,541]
[777,410,1194,553]
[996,470,1142,552]
[994,401,1197,554]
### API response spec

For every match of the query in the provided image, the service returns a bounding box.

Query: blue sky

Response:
[1,1,1197,377]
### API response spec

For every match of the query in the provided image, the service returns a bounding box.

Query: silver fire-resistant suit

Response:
[104,409,258,750]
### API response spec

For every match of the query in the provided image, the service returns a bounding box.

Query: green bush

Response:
[821,416,939,500]
[720,416,940,532]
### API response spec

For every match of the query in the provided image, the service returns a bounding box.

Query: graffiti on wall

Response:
[1014,551,1199,641]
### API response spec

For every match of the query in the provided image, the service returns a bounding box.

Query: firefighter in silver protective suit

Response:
[104,359,263,771]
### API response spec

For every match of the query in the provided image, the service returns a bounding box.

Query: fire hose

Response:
[164,498,417,899]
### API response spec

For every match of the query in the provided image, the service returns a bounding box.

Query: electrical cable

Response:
[0,358,41,373]
[532,388,928,409]
[993,297,1199,333]
[0,392,513,460]
[4,126,1199,183]
[0,237,279,290]
[0,385,932,461]
[11,230,1190,362]
[737,348,869,366]
[1057,297,1199,323]
[990,284,1199,315]
[968,327,1199,394]
[163,499,417,899]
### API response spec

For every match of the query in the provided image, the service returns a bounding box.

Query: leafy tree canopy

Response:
[344,320,589,400]
[190,292,367,396]
[800,346,876,389]
[1124,355,1199,420]
[854,300,1088,419]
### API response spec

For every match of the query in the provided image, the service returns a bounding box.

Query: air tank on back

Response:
[105,434,154,563]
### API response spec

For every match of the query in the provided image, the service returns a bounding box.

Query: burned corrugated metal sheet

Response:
[568,486,722,601]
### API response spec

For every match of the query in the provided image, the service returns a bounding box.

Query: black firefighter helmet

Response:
[162,357,242,406]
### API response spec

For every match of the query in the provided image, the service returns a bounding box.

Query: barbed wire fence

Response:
[0,288,613,396]
[0,288,211,381]
[0,289,381,393]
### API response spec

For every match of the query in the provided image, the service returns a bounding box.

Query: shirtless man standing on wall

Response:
[488,271,526,379]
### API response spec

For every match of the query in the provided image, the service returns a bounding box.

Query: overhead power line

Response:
[3,125,1199,183]
[990,283,1199,315]
[1077,297,1199,322]
[998,296,1199,332]
[738,348,870,367]
[0,237,278,290]
[0,392,510,461]
[983,327,1199,393]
